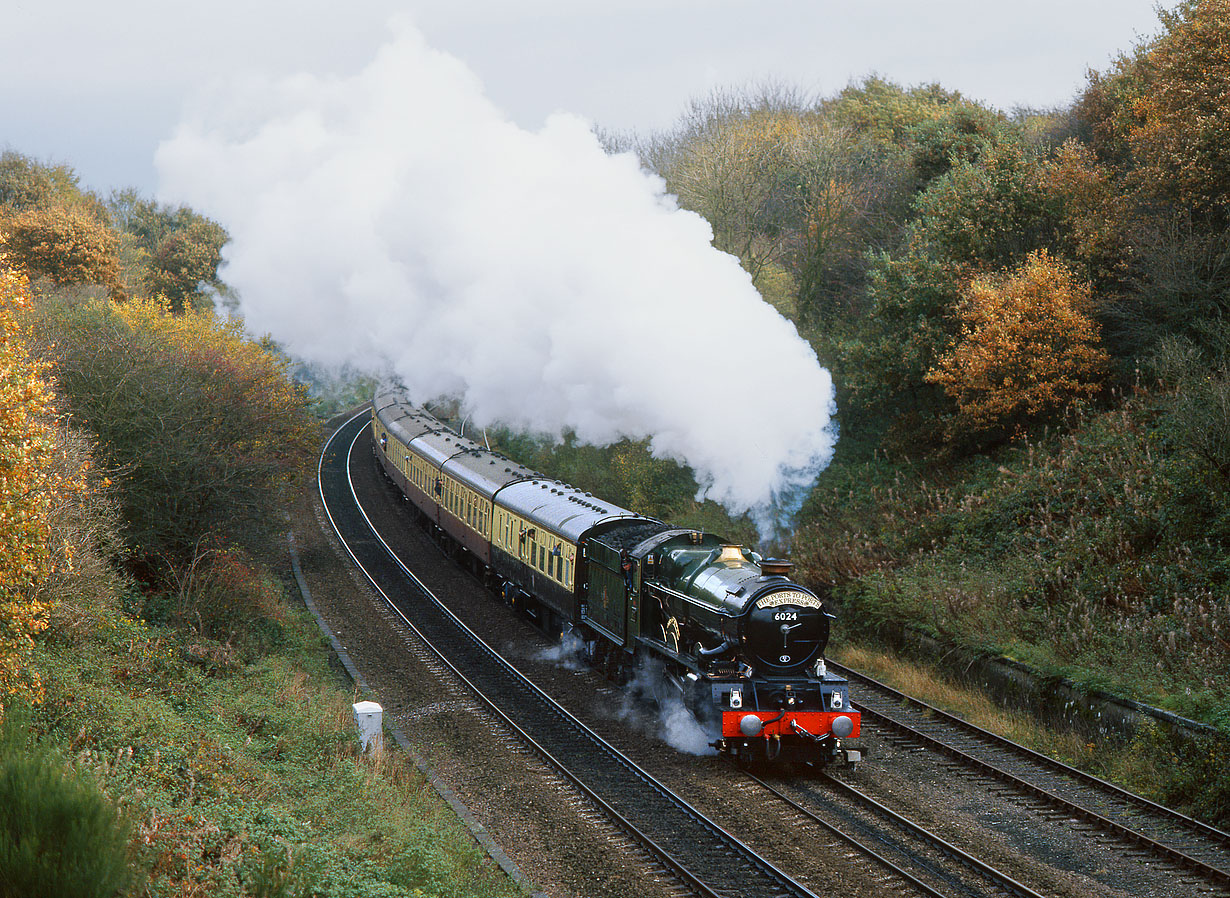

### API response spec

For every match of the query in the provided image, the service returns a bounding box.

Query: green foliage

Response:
[1128,720,1230,828]
[26,589,517,898]
[841,139,1083,442]
[823,76,968,146]
[0,152,100,215]
[28,295,317,580]
[796,398,1230,728]
[1149,315,1230,481]
[904,100,1008,185]
[911,140,1064,268]
[0,725,140,898]
[109,192,228,312]
[1108,217,1230,363]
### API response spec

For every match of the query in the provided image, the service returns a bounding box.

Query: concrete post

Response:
[352,700,384,755]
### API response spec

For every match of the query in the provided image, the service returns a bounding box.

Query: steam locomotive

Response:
[371,392,860,766]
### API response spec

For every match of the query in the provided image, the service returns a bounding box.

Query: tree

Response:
[1,206,122,298]
[108,193,228,312]
[1126,0,1230,223]
[662,106,809,283]
[905,103,1008,185]
[0,152,97,214]
[0,250,61,704]
[926,251,1108,442]
[31,296,317,580]
[655,94,907,322]
[823,77,967,146]
[845,140,1067,433]
[1078,0,1230,223]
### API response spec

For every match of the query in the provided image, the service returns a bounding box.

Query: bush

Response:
[926,250,1109,445]
[28,295,317,581]
[0,734,139,898]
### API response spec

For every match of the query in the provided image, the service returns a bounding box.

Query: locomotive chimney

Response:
[761,558,794,577]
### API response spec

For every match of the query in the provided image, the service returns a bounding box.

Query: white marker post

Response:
[352,701,384,756]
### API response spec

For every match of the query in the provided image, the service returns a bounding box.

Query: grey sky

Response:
[3,0,1168,196]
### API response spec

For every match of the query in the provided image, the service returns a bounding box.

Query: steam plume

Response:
[155,18,837,535]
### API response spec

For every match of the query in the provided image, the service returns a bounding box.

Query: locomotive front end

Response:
[644,536,861,766]
[710,580,861,766]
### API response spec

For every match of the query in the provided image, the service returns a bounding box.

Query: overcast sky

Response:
[3,0,1170,197]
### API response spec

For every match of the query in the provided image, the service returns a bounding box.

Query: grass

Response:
[833,642,1230,826]
[15,586,521,898]
[798,397,1230,724]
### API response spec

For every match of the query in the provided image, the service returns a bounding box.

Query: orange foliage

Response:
[1,205,123,298]
[926,251,1109,440]
[0,243,80,703]
[1127,0,1230,218]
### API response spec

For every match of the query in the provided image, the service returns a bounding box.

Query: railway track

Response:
[834,661,1230,893]
[322,411,815,898]
[322,409,1230,898]
[744,772,1047,898]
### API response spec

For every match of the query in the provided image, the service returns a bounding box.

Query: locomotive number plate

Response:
[756,590,822,610]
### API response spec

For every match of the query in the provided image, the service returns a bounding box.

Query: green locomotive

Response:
[373,392,860,766]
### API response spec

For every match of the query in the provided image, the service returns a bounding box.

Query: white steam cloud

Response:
[156,18,837,534]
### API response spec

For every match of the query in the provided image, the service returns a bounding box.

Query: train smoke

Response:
[155,18,837,537]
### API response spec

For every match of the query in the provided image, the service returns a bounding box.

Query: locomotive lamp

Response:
[740,714,763,737]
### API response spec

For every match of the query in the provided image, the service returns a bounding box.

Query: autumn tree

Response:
[653,89,906,322]
[109,192,228,312]
[926,251,1108,442]
[1127,0,1230,222]
[661,104,809,284]
[0,250,62,703]
[1,206,123,298]
[844,139,1068,434]
[0,154,124,299]
[30,295,317,580]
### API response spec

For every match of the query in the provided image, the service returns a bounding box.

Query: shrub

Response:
[926,251,1108,444]
[0,736,139,898]
[29,295,317,581]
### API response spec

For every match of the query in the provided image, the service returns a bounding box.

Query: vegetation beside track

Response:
[4,0,1230,884]
[0,158,520,895]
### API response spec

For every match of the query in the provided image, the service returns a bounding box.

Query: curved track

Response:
[321,411,816,898]
[835,661,1230,891]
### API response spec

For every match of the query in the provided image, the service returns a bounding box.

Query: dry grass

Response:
[831,643,1164,785]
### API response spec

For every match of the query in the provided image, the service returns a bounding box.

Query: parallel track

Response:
[835,661,1230,892]
[745,772,1048,898]
[321,411,815,898]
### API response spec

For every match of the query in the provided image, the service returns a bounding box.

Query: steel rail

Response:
[744,771,950,898]
[815,773,1046,898]
[318,411,816,898]
[833,661,1230,888]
